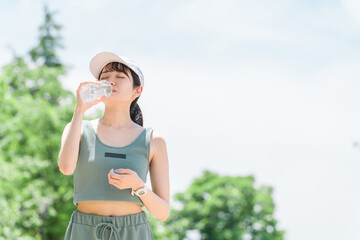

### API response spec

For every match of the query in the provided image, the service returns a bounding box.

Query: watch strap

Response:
[131,185,148,196]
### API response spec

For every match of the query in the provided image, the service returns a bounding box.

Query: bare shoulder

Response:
[149,129,168,164]
[61,120,84,145]
[150,129,167,149]
[78,119,89,142]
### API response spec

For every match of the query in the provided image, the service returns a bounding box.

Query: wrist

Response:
[74,106,85,116]
[131,183,148,197]
[132,181,145,191]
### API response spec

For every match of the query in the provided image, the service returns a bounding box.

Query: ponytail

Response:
[130,97,143,126]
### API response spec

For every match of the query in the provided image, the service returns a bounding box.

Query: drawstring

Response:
[94,222,119,240]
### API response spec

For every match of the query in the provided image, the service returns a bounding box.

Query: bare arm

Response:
[57,81,106,175]
[57,106,85,175]
[136,131,170,222]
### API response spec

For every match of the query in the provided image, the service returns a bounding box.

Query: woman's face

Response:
[98,68,139,104]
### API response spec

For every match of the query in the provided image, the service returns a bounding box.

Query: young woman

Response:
[58,52,170,240]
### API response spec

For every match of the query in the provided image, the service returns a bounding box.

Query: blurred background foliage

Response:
[0,5,285,240]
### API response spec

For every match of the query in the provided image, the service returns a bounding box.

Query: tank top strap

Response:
[82,120,96,138]
[82,119,90,133]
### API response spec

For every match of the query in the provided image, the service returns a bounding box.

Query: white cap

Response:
[89,51,144,88]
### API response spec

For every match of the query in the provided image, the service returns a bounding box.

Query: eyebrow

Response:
[102,71,126,75]
[100,71,129,79]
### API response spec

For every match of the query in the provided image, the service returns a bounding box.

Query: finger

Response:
[108,179,123,189]
[77,81,100,91]
[112,168,120,174]
[77,82,91,94]
[114,169,132,174]
[109,169,123,179]
[108,176,118,184]
[108,180,115,186]
[78,81,96,88]
[82,81,99,85]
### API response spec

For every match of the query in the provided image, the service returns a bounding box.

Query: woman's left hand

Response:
[108,168,144,191]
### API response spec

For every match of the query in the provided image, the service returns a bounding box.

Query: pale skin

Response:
[57,66,170,222]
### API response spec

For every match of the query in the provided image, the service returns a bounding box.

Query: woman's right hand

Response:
[75,81,108,112]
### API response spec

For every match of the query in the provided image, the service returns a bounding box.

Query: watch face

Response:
[139,190,145,195]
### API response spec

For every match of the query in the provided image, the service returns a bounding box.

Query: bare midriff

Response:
[77,201,143,216]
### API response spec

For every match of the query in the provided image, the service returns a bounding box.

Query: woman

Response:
[58,52,170,240]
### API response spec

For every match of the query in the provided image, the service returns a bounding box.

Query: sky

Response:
[1,0,360,239]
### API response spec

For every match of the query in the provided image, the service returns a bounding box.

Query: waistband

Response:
[70,210,149,228]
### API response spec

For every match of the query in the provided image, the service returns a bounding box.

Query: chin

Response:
[103,97,128,104]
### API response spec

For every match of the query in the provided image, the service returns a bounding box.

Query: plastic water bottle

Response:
[79,80,113,103]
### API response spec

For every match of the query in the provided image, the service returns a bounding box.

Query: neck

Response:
[100,103,135,129]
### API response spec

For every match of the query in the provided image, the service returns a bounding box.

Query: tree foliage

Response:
[29,5,64,67]
[147,170,285,240]
[0,5,80,240]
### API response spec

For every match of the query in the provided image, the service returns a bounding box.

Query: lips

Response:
[112,89,117,93]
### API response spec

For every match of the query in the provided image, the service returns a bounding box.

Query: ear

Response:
[135,86,143,97]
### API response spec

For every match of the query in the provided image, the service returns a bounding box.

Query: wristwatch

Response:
[131,184,148,197]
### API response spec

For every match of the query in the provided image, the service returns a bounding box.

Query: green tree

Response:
[147,170,285,240]
[29,5,64,67]
[0,5,91,240]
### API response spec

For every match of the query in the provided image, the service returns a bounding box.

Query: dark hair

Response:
[98,62,143,126]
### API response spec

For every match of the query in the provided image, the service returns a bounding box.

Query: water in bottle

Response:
[80,80,113,103]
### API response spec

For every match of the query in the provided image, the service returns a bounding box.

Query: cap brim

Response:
[89,52,128,79]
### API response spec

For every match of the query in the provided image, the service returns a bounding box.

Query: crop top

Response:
[73,119,152,207]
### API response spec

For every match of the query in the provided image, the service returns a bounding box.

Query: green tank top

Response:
[73,119,152,207]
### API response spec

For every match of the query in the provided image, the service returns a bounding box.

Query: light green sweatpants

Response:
[64,210,154,240]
